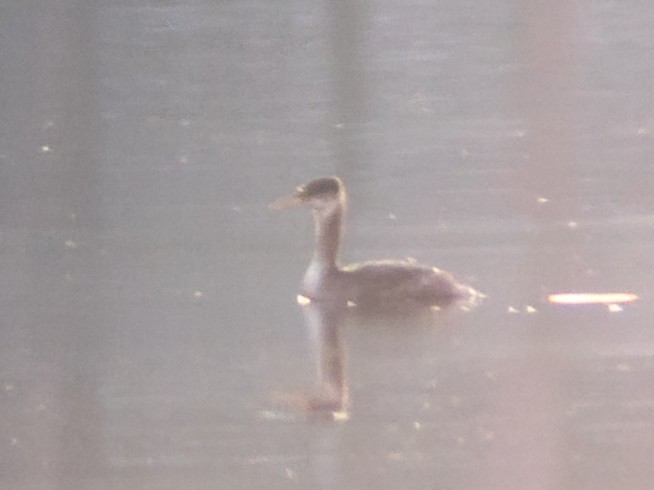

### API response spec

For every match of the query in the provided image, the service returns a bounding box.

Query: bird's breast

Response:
[302,262,340,299]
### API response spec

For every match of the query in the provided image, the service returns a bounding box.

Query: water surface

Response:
[1,0,653,489]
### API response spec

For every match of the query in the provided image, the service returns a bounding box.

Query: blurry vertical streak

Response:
[480,0,580,488]
[297,3,368,484]
[302,301,348,487]
[0,0,107,484]
[512,0,579,216]
[306,422,349,490]
[51,3,108,485]
[327,0,369,177]
[514,0,585,293]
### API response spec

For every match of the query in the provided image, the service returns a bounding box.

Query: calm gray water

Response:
[1,0,653,489]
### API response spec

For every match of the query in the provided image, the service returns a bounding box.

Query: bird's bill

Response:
[268,193,303,210]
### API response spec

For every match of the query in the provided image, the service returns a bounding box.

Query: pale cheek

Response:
[311,197,338,212]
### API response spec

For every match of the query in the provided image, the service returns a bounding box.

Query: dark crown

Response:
[298,177,342,198]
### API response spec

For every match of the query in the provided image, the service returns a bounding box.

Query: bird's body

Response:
[341,260,467,308]
[271,177,478,310]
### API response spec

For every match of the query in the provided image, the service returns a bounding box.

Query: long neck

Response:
[311,198,345,270]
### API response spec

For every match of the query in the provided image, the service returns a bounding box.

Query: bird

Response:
[270,176,479,310]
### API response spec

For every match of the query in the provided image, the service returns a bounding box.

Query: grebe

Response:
[270,177,478,309]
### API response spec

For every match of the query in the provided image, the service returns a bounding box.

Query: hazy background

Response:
[1,0,653,488]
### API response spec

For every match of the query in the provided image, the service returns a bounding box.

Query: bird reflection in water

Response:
[300,298,350,419]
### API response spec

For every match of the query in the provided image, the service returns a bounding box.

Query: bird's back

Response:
[340,260,466,309]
